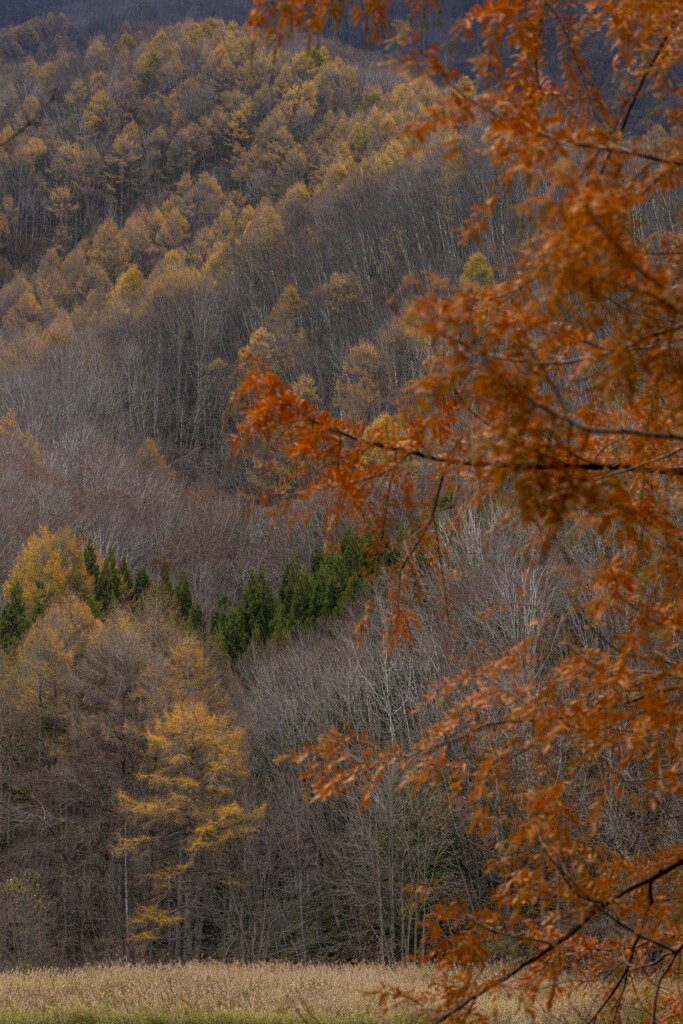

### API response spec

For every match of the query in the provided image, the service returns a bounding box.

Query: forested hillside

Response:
[0,14,510,590]
[0,12,507,966]
[0,4,680,985]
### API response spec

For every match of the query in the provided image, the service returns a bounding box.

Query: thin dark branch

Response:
[618,35,670,137]
[428,911,597,1024]
[291,407,683,476]
[615,854,683,903]
[526,399,683,444]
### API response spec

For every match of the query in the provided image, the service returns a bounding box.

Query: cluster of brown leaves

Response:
[235,2,683,1021]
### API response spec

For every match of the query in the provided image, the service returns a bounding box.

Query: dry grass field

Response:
[0,962,421,1023]
[0,961,654,1024]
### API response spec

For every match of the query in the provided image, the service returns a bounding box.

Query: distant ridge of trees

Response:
[0,2,477,55]
[0,1,250,32]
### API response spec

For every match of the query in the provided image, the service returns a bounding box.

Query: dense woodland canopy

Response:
[0,9,681,1022]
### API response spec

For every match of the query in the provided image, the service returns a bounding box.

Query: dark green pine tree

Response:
[84,539,100,581]
[94,550,121,613]
[290,569,313,625]
[133,567,151,599]
[174,571,193,620]
[340,528,369,602]
[187,604,204,631]
[159,561,173,600]
[32,586,45,620]
[278,558,304,611]
[0,580,30,651]
[211,595,229,634]
[309,552,347,619]
[310,546,324,575]
[277,558,310,628]
[118,557,134,595]
[270,600,290,640]
[340,528,364,576]
[216,603,249,660]
[239,569,275,641]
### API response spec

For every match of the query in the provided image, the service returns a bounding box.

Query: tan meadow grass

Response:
[0,961,649,1023]
[0,962,422,1021]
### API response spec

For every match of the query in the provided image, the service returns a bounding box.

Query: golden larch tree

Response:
[117,700,264,960]
[4,526,93,614]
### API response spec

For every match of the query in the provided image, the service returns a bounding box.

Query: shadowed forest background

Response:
[0,1,680,972]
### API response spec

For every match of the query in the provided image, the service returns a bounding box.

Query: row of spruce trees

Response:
[211,529,370,659]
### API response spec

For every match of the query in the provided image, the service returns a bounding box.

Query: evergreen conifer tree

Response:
[270,600,290,640]
[159,561,173,600]
[133,567,151,599]
[278,557,304,611]
[310,546,323,575]
[0,580,30,651]
[239,569,275,641]
[83,539,99,581]
[340,528,364,577]
[187,604,204,631]
[118,557,133,594]
[216,603,249,660]
[94,550,121,613]
[211,596,229,634]
[290,569,313,625]
[174,571,193,620]
[277,557,311,628]
[310,552,347,618]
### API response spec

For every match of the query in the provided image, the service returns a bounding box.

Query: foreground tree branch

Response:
[236,1,683,1020]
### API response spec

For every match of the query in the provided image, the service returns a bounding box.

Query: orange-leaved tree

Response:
[235,1,683,1021]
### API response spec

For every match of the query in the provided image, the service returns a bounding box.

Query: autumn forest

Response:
[0,2,681,1022]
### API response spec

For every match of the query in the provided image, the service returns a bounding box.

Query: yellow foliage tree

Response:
[80,88,109,133]
[156,205,191,251]
[362,411,402,465]
[238,326,278,374]
[112,265,145,301]
[136,437,176,480]
[266,285,309,375]
[13,595,97,767]
[117,700,264,957]
[292,373,321,405]
[4,526,93,613]
[334,340,383,422]
[2,278,42,333]
[459,251,494,290]
[163,635,222,708]
[47,187,78,252]
[90,219,131,282]
[0,410,41,462]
